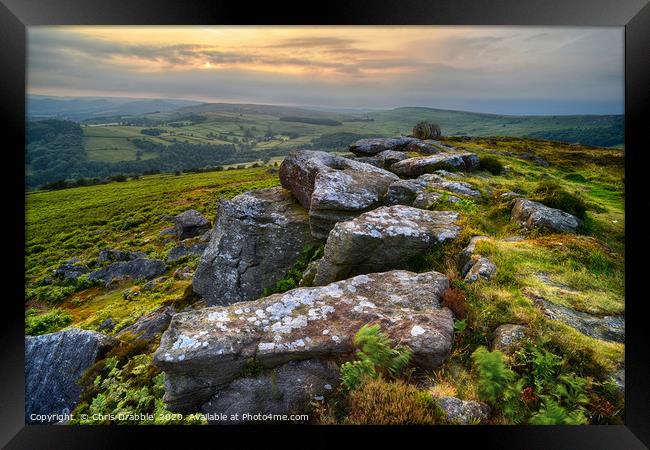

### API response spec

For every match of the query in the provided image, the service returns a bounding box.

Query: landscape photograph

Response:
[25,26,625,425]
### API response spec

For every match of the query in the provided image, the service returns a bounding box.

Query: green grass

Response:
[26,166,280,331]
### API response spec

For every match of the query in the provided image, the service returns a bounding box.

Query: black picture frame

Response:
[1,0,648,447]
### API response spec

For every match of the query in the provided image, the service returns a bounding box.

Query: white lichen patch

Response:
[410,325,426,337]
[208,310,230,322]
[172,334,201,350]
[271,315,308,334]
[258,342,275,351]
[353,299,377,313]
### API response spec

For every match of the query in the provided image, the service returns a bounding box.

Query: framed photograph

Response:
[1,0,648,447]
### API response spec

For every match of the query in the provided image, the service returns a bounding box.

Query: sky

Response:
[27,26,624,115]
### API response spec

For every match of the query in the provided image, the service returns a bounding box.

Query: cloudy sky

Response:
[27,26,624,115]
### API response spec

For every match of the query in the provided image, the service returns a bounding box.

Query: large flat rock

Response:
[279,150,398,239]
[88,258,167,285]
[25,329,116,423]
[193,186,318,306]
[511,198,581,233]
[390,152,480,178]
[313,206,461,285]
[154,270,454,412]
[348,137,440,156]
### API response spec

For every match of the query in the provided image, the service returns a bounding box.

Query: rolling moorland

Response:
[26,97,623,189]
[25,120,625,425]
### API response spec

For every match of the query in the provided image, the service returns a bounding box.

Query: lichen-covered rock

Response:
[313,206,461,286]
[117,305,175,344]
[412,191,461,209]
[429,180,481,198]
[193,187,318,306]
[202,359,339,423]
[390,152,480,178]
[492,324,527,353]
[52,260,88,281]
[458,236,489,275]
[25,329,116,423]
[88,258,167,285]
[98,317,115,332]
[167,242,207,263]
[174,209,211,240]
[279,150,398,239]
[437,396,490,424]
[154,270,454,412]
[511,198,581,233]
[346,155,383,167]
[375,149,409,167]
[463,256,497,283]
[529,293,624,342]
[433,169,464,179]
[348,137,439,156]
[383,179,427,206]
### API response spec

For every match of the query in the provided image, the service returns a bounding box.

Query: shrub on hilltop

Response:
[412,121,441,140]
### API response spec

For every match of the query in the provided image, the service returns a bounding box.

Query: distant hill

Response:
[27,95,202,121]
[25,98,624,188]
[367,107,624,148]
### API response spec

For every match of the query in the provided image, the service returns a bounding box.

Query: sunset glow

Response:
[27,26,624,114]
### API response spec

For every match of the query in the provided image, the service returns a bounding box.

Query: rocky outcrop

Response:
[348,137,439,156]
[167,242,207,263]
[463,256,497,283]
[457,236,496,283]
[375,150,409,167]
[202,359,339,423]
[429,180,481,198]
[154,270,454,412]
[88,258,167,285]
[347,155,383,168]
[25,329,116,423]
[174,209,211,240]
[458,236,489,274]
[350,150,409,170]
[383,179,426,206]
[390,152,480,178]
[511,198,581,233]
[492,324,527,353]
[193,187,318,306]
[279,150,398,239]
[98,318,115,332]
[437,396,490,424]
[312,206,461,286]
[117,305,175,344]
[529,294,624,342]
[412,192,460,209]
[53,259,88,281]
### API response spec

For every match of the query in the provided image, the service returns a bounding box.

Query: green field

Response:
[77,104,623,165]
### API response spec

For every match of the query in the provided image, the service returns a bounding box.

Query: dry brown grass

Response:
[346,378,444,425]
[442,287,468,319]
